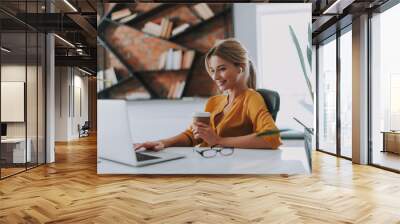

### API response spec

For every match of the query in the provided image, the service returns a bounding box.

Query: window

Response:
[339,27,352,158]
[317,36,337,154]
[0,0,47,179]
[370,3,400,171]
[316,24,353,159]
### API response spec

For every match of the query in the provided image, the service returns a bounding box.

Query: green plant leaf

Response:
[307,46,312,69]
[256,128,290,137]
[308,23,312,51]
[289,25,314,103]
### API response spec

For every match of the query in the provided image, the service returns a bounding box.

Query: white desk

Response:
[97,146,311,175]
[1,138,31,163]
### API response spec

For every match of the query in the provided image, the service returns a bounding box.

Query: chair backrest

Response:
[256,89,280,121]
[82,121,90,129]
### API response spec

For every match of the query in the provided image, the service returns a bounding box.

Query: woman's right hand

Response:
[133,141,165,151]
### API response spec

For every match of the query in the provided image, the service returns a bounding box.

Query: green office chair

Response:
[256,89,280,121]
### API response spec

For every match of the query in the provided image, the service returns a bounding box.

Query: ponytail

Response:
[247,60,257,89]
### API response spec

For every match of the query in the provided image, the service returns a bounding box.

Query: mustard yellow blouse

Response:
[179,89,282,149]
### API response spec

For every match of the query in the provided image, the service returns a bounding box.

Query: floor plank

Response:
[0,135,400,223]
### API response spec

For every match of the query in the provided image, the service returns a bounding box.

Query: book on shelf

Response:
[173,50,183,70]
[159,18,167,37]
[97,70,104,92]
[160,18,168,38]
[111,8,132,21]
[193,3,214,20]
[97,68,117,90]
[167,82,178,99]
[159,49,194,70]
[141,19,174,38]
[142,21,162,36]
[167,81,183,99]
[119,13,138,23]
[172,81,181,99]
[165,48,175,70]
[125,91,151,100]
[103,67,118,88]
[158,51,167,70]
[171,23,190,36]
[157,18,174,38]
[182,50,195,69]
[201,3,215,19]
[165,21,174,39]
[175,81,186,98]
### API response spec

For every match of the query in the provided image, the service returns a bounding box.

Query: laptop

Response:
[98,100,185,167]
[293,117,313,171]
[293,117,314,135]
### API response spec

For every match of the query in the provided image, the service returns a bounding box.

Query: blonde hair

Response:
[205,38,257,89]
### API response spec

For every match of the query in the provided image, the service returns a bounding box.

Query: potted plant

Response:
[289,23,314,171]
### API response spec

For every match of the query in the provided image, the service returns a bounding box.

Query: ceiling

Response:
[310,0,390,43]
[0,0,97,73]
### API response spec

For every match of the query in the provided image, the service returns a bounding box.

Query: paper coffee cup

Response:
[192,112,210,125]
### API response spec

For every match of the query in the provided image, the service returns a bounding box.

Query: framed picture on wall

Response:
[1,81,25,122]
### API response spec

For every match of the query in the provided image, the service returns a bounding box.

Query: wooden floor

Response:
[1,135,400,224]
[1,167,26,178]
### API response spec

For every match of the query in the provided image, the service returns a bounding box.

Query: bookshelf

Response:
[170,8,231,42]
[97,3,233,99]
[98,69,190,99]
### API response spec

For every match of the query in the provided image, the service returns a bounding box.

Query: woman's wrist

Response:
[215,136,225,147]
[160,139,169,148]
[216,137,236,148]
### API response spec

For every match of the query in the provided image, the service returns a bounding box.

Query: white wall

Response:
[72,73,89,138]
[127,99,206,142]
[1,82,24,122]
[234,3,313,131]
[1,65,41,137]
[1,65,26,132]
[1,63,46,163]
[55,67,89,141]
[233,4,258,65]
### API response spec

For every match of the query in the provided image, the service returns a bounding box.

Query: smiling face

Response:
[207,55,246,92]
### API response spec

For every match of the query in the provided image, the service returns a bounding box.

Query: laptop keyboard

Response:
[136,152,160,161]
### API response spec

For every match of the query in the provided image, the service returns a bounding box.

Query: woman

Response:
[134,38,282,151]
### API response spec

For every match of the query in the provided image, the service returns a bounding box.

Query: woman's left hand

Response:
[192,122,220,146]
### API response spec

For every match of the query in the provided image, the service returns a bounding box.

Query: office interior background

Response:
[315,0,400,171]
[0,0,97,179]
[0,0,400,223]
